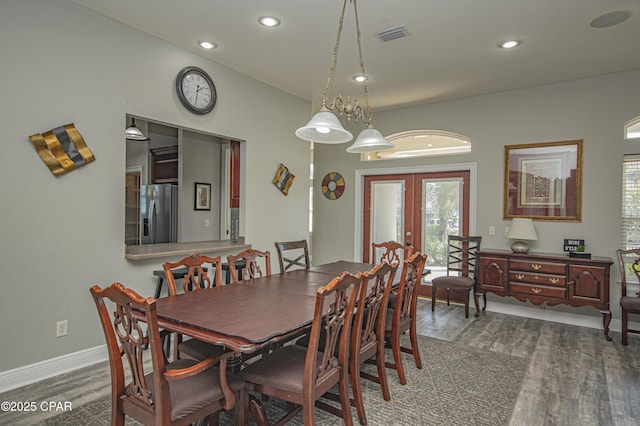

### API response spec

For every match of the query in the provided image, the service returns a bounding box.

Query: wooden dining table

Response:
[153,260,375,354]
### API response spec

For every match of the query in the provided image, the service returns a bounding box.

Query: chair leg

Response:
[622,308,628,346]
[234,388,247,426]
[431,287,436,312]
[391,330,407,385]
[248,394,269,426]
[350,356,367,425]
[375,338,391,401]
[338,368,354,426]
[464,291,469,318]
[446,288,450,306]
[409,316,422,370]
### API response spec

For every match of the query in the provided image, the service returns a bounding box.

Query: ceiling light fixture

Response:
[590,10,633,28]
[197,41,217,49]
[499,40,520,49]
[125,118,149,141]
[352,75,367,82]
[295,0,393,153]
[259,16,281,27]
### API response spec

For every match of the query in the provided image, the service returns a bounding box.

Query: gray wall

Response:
[0,0,311,373]
[313,69,640,321]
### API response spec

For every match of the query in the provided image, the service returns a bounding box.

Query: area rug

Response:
[45,336,530,425]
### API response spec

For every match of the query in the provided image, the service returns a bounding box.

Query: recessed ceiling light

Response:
[499,40,520,49]
[259,16,281,27]
[590,10,633,28]
[197,41,217,50]
[352,75,368,82]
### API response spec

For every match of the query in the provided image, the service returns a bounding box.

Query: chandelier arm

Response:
[352,0,372,125]
[322,0,349,109]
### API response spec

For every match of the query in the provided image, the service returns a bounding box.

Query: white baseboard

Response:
[1,305,637,394]
[484,301,640,335]
[0,345,107,394]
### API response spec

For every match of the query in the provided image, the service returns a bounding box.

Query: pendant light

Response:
[125,117,149,141]
[295,0,393,153]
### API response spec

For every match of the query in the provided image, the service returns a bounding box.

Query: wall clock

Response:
[175,66,217,115]
[321,171,345,200]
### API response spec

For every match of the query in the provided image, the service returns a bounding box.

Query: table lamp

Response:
[507,218,537,253]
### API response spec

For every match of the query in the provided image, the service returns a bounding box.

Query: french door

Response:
[363,170,470,292]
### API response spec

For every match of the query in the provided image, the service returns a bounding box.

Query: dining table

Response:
[152,260,376,354]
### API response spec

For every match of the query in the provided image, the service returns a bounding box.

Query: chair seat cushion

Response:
[431,275,474,290]
[621,296,640,312]
[240,345,321,394]
[132,358,244,422]
[178,338,226,361]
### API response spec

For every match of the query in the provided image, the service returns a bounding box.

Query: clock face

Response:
[175,66,217,114]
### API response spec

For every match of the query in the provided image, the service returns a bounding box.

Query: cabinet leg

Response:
[601,310,612,341]
[473,290,481,318]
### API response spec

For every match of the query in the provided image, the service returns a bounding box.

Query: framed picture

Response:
[504,139,583,222]
[194,182,211,211]
[272,163,295,196]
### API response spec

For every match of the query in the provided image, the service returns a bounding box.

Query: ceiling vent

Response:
[375,25,410,43]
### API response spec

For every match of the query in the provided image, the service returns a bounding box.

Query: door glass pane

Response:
[422,178,462,279]
[371,181,404,262]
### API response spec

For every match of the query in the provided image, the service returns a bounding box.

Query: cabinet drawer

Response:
[509,271,566,288]
[510,282,566,299]
[510,260,566,275]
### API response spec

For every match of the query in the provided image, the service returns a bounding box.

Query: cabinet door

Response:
[568,265,607,305]
[478,256,508,294]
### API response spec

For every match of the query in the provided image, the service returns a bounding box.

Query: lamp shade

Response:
[125,118,149,141]
[295,111,353,144]
[346,127,394,153]
[507,218,538,240]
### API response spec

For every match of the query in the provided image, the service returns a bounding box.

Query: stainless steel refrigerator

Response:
[140,184,178,245]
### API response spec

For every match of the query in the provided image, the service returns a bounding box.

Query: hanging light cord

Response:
[321,0,348,110]
[353,0,373,126]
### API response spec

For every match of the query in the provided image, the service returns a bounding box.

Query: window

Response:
[625,116,640,140]
[622,156,640,250]
[361,130,470,161]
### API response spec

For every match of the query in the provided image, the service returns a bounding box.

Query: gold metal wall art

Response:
[29,123,95,176]
[273,164,295,196]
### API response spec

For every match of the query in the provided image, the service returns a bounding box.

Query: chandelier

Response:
[295,0,393,153]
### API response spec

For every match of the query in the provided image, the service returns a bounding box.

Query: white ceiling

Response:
[73,0,640,111]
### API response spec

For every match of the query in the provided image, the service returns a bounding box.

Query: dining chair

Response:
[163,254,226,362]
[240,271,364,426]
[350,262,398,424]
[90,282,245,425]
[371,240,412,266]
[431,235,482,318]
[227,247,272,282]
[274,239,310,273]
[616,248,640,345]
[385,252,427,385]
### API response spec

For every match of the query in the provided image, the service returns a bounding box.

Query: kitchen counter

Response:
[125,238,250,260]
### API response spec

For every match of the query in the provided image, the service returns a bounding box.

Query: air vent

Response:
[375,25,410,43]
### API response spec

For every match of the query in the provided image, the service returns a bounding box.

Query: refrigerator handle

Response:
[149,199,156,244]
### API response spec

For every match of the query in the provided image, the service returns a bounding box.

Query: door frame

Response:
[353,162,478,261]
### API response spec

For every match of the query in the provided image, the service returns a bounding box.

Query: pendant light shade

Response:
[295,110,353,144]
[125,118,149,141]
[346,127,394,153]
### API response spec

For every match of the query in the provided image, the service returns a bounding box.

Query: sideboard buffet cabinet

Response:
[475,250,614,341]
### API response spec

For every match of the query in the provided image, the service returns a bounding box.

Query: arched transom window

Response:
[362,130,470,161]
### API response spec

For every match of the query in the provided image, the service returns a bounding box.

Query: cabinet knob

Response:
[531,264,541,270]
[515,274,525,280]
[532,287,542,294]
[549,278,559,284]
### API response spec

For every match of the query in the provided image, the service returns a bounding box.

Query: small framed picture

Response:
[194,182,211,211]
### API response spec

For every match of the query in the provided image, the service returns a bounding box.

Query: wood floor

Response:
[1,298,639,425]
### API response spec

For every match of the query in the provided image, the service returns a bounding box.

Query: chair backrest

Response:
[163,253,223,295]
[616,248,640,298]
[90,283,170,419]
[227,248,271,282]
[274,240,310,273]
[371,241,412,266]
[353,262,398,357]
[305,271,364,393]
[392,252,427,326]
[445,235,482,278]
